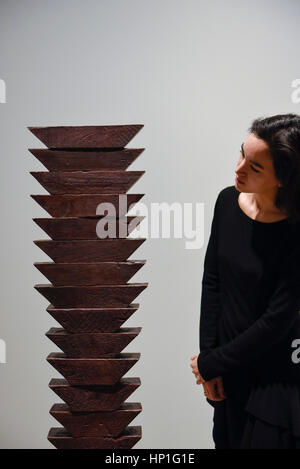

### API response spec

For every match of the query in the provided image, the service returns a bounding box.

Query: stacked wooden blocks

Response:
[29,125,147,449]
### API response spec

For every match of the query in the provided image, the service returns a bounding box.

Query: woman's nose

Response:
[236,167,246,178]
[236,159,246,175]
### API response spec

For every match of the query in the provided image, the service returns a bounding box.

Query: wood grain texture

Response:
[31,193,144,217]
[35,283,148,308]
[28,125,143,148]
[34,261,146,285]
[30,170,145,194]
[33,239,146,262]
[33,216,144,239]
[49,403,142,437]
[47,304,139,333]
[47,352,140,385]
[48,426,142,449]
[49,377,141,411]
[29,124,147,449]
[29,148,144,172]
[46,327,142,358]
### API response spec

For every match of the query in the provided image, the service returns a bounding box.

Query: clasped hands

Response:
[190,354,226,401]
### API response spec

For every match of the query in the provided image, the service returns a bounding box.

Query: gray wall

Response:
[0,0,299,449]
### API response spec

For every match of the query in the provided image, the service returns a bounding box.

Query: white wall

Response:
[0,0,299,449]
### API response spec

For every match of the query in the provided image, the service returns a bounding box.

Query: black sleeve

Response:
[197,245,300,381]
[199,190,222,354]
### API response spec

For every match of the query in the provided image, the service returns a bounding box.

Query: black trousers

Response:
[212,397,247,449]
[212,397,300,449]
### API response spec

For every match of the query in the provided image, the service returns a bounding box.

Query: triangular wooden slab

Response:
[31,193,144,217]
[28,148,144,172]
[33,216,144,239]
[33,238,146,262]
[30,170,145,195]
[28,125,143,148]
[47,352,141,385]
[35,283,148,308]
[35,261,146,285]
[49,402,142,438]
[49,377,141,411]
[48,426,142,449]
[46,327,142,358]
[47,304,139,333]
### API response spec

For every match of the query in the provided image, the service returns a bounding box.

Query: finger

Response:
[213,380,221,398]
[191,364,200,375]
[204,380,224,401]
[205,387,223,401]
[216,377,227,399]
[204,389,213,401]
[203,383,212,399]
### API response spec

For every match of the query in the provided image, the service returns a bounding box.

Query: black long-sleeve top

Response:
[197,185,300,387]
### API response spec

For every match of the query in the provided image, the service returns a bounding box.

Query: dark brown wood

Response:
[29,148,144,172]
[47,352,140,385]
[30,170,145,195]
[35,283,148,308]
[34,239,146,262]
[28,125,143,148]
[33,216,144,239]
[49,377,141,411]
[34,261,146,285]
[49,402,142,438]
[47,304,139,333]
[46,327,142,358]
[31,193,144,217]
[48,426,142,449]
[30,124,147,448]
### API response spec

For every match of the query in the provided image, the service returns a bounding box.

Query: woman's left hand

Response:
[190,354,205,384]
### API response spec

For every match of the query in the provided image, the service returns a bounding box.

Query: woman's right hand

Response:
[201,376,227,401]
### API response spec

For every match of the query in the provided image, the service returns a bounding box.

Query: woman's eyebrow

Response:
[241,143,264,170]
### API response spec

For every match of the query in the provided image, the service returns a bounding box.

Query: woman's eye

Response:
[240,152,260,173]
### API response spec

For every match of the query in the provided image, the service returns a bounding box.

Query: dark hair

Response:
[248,113,300,224]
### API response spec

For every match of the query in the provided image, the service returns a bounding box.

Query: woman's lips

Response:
[235,176,244,184]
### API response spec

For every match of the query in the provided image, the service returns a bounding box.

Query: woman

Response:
[190,113,300,449]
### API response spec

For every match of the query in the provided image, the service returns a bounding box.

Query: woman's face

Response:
[235,133,282,193]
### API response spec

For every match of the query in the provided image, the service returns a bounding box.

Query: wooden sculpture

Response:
[29,125,147,449]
